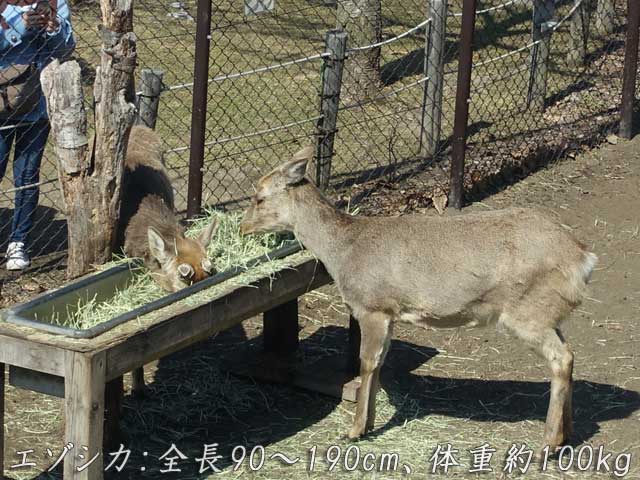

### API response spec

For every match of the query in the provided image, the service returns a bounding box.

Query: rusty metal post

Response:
[187,0,213,218]
[449,0,476,210]
[620,0,640,139]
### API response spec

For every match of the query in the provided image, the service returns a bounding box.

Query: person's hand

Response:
[21,10,48,30]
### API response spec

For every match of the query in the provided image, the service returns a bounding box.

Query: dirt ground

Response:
[2,133,640,479]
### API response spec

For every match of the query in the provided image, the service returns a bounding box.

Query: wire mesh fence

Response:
[0,0,630,297]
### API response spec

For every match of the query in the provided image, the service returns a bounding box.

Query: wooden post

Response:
[421,0,448,157]
[0,363,4,479]
[527,0,556,112]
[41,0,137,278]
[316,29,348,190]
[263,300,299,357]
[64,351,106,480]
[567,0,587,66]
[595,0,616,36]
[620,0,640,139]
[131,367,145,396]
[136,69,164,129]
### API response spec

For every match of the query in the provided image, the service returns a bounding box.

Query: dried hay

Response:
[43,209,301,330]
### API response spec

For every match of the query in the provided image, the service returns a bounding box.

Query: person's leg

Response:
[10,121,50,247]
[1,127,16,263]
[0,126,16,183]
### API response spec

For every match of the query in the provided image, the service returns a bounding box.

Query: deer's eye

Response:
[256,198,264,205]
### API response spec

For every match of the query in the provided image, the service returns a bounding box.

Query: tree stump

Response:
[41,0,137,278]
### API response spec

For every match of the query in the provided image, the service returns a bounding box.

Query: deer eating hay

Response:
[117,125,218,393]
[239,146,597,450]
[117,125,218,293]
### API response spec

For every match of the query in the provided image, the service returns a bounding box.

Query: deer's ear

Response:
[177,263,195,279]
[281,147,312,185]
[148,227,169,263]
[197,218,218,250]
[201,258,214,274]
[292,145,314,162]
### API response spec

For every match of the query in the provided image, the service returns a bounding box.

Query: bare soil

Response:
[1,134,640,479]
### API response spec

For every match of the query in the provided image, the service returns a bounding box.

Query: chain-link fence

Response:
[0,0,630,297]
[189,0,626,218]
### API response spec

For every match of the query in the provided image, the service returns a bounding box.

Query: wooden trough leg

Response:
[0,363,4,479]
[341,315,362,402]
[263,299,299,357]
[260,302,361,401]
[103,376,123,451]
[131,367,145,396]
[348,315,361,374]
[224,299,361,402]
[64,351,106,480]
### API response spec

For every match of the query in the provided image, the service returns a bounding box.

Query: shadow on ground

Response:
[0,205,67,261]
[24,324,629,479]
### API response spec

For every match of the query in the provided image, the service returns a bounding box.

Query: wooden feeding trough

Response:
[0,244,363,479]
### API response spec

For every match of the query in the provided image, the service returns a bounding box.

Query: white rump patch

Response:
[580,252,598,283]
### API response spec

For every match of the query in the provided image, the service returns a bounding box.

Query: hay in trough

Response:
[44,210,302,330]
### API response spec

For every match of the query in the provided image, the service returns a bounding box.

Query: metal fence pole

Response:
[136,69,164,129]
[316,29,348,190]
[420,0,448,158]
[449,0,476,210]
[187,0,213,218]
[620,0,640,139]
[527,0,556,112]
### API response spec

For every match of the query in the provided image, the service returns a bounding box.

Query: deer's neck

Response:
[290,183,353,276]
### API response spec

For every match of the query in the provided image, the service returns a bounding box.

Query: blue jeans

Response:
[0,121,50,245]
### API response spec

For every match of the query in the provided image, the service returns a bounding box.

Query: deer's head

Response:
[147,220,218,292]
[240,146,313,235]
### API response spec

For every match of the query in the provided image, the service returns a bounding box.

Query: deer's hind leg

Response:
[348,311,393,439]
[500,307,574,451]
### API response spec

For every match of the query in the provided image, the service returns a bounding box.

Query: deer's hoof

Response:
[345,427,365,441]
[340,434,361,443]
[541,436,570,457]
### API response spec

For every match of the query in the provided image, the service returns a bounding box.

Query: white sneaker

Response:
[6,242,30,271]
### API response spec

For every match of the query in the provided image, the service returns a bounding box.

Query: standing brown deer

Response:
[240,146,597,450]
[118,125,218,292]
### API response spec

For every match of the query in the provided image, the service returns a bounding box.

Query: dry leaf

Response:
[21,280,43,293]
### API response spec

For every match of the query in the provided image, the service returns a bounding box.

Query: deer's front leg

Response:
[348,311,393,439]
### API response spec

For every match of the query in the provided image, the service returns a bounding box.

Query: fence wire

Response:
[0,0,629,301]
